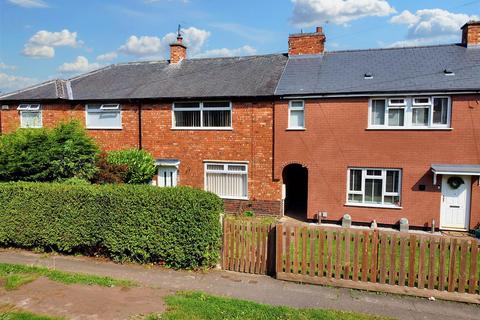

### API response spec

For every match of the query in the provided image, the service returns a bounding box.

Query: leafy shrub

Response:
[90,153,128,184]
[0,182,223,269]
[243,210,255,217]
[0,121,99,182]
[107,149,156,184]
[48,121,99,181]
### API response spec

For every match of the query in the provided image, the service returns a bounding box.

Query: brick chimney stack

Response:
[170,26,187,64]
[461,21,480,47]
[288,26,326,56]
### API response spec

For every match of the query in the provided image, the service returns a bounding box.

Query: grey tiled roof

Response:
[0,54,288,101]
[0,80,68,101]
[275,44,480,96]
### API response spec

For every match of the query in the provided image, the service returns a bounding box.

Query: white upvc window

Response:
[18,104,42,128]
[347,168,402,208]
[204,162,248,200]
[86,104,122,129]
[369,96,451,129]
[172,101,232,129]
[288,100,305,129]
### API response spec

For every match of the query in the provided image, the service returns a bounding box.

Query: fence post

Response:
[276,223,283,276]
[220,215,226,270]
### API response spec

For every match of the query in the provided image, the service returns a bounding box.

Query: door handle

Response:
[449,205,460,208]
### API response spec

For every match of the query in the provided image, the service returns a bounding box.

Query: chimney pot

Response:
[288,26,326,56]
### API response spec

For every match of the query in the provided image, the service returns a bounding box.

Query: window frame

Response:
[172,101,233,130]
[368,96,451,130]
[157,166,178,187]
[85,103,122,130]
[288,100,305,130]
[346,167,402,209]
[204,161,248,200]
[18,103,42,128]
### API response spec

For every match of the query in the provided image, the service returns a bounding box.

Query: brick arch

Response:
[280,161,309,173]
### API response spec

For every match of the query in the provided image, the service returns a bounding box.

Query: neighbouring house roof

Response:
[0,54,288,101]
[275,44,480,96]
[0,79,71,101]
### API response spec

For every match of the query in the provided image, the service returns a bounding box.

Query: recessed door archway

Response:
[282,163,308,221]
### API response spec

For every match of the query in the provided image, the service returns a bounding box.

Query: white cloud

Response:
[22,29,82,58]
[96,51,118,61]
[103,26,254,61]
[7,0,48,8]
[0,72,38,94]
[291,0,396,26]
[195,45,257,58]
[0,62,17,71]
[58,56,101,74]
[118,27,211,57]
[389,9,479,47]
[119,35,163,56]
[389,10,420,26]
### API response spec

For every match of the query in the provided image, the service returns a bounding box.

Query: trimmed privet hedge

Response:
[0,182,223,269]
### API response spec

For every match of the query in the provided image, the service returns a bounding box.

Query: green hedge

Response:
[0,182,223,269]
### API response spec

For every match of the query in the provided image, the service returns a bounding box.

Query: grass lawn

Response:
[148,291,392,320]
[0,263,135,290]
[0,305,62,320]
[224,214,278,226]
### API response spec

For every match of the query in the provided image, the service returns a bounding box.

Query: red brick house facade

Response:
[274,21,480,231]
[1,22,480,230]
[0,31,286,215]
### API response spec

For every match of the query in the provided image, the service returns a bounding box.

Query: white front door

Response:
[440,175,471,230]
[158,166,178,187]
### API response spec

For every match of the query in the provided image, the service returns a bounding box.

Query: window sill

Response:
[87,127,123,130]
[344,203,403,210]
[219,196,249,201]
[171,127,233,131]
[366,127,452,131]
[286,128,306,131]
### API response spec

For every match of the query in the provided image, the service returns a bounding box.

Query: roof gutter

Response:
[280,91,480,99]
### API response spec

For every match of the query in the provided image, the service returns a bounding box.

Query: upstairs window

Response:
[204,162,248,199]
[288,100,305,129]
[173,101,231,129]
[86,104,121,129]
[18,104,42,128]
[369,96,450,129]
[347,168,402,208]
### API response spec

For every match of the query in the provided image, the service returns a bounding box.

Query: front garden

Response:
[0,122,223,269]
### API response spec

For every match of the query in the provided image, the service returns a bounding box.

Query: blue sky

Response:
[0,0,479,93]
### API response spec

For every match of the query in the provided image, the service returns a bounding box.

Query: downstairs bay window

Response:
[204,162,248,199]
[347,168,401,208]
[369,96,450,129]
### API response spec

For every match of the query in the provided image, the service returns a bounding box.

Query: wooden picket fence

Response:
[221,219,275,275]
[275,223,480,303]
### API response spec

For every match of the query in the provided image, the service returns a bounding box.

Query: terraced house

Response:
[1,22,480,231]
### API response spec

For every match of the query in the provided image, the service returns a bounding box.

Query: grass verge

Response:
[150,291,393,320]
[0,305,62,320]
[0,263,135,290]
